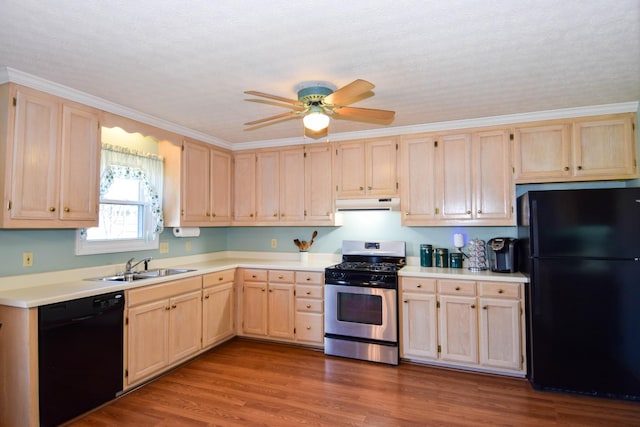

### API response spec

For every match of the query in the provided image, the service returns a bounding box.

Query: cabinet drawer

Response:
[268,270,295,283]
[295,312,324,343]
[478,281,520,298]
[295,298,323,313]
[438,279,476,296]
[203,269,235,288]
[243,269,268,282]
[401,277,436,293]
[296,284,323,299]
[295,271,323,285]
[127,276,202,307]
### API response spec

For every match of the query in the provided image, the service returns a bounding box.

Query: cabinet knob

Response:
[577,165,583,170]
[218,276,223,281]
[498,289,504,294]
[252,275,257,278]
[165,306,171,311]
[306,304,311,309]
[403,300,408,303]
[368,186,372,190]
[455,286,461,291]
[250,213,254,217]
[305,290,311,295]
[470,304,476,309]
[171,304,177,309]
[262,288,266,292]
[278,275,284,279]
[49,207,56,212]
[306,277,311,281]
[63,207,70,213]
[306,326,311,330]
[206,212,211,217]
[466,210,471,215]
[417,284,422,288]
[212,213,217,217]
[483,306,488,310]
[204,295,210,299]
[274,213,278,217]
[477,210,482,214]
[268,289,272,292]
[564,166,570,171]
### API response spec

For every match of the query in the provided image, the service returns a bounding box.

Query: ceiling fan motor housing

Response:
[297,86,334,104]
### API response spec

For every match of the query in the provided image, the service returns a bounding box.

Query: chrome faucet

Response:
[125,257,152,273]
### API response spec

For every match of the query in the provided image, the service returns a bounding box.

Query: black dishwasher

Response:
[38,291,124,427]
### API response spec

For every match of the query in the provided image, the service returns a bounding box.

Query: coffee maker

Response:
[487,238,518,273]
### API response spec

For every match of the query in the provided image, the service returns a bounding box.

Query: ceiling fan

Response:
[244,79,395,138]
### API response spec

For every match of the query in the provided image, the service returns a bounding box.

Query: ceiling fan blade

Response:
[323,79,375,106]
[333,106,395,122]
[244,111,298,126]
[244,91,303,106]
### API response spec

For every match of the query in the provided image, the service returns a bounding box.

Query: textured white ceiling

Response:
[0,1,638,146]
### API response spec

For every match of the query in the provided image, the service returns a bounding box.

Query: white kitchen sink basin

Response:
[88,268,196,283]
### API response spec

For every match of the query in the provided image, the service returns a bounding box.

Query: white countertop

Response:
[0,251,528,308]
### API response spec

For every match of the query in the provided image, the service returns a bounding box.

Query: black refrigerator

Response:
[517,187,640,401]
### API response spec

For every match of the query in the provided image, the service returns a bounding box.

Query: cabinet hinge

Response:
[395,143,398,150]
[436,300,440,308]
[294,327,296,334]
[336,149,338,156]
[510,133,514,141]
[125,369,128,378]
[396,182,399,189]
[12,97,16,107]
[125,317,128,325]
[434,140,438,148]
[521,355,525,366]
[511,206,514,213]
[304,210,307,217]
[181,144,184,152]
[512,166,515,173]
[7,200,11,211]
[336,185,339,191]
[293,289,296,296]
[437,345,441,353]
[304,152,307,158]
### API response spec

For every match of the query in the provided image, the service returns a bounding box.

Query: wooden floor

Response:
[68,338,640,427]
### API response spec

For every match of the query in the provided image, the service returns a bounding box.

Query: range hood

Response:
[335,197,400,212]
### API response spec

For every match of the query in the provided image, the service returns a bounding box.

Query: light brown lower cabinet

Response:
[126,276,203,387]
[400,276,525,376]
[294,271,324,345]
[202,269,236,347]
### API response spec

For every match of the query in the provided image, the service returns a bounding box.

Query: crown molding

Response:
[3,67,637,152]
[2,67,232,149]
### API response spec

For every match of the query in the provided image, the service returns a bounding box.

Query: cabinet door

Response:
[267,283,295,340]
[400,134,438,224]
[438,295,478,364]
[210,148,232,223]
[182,140,211,225]
[168,290,202,363]
[573,115,637,179]
[279,147,305,223]
[233,151,256,222]
[335,141,366,198]
[401,292,438,359]
[473,129,513,222]
[479,298,521,371]
[304,144,334,223]
[255,150,279,222]
[513,124,572,182]
[203,282,235,347]
[242,281,267,336]
[59,102,100,224]
[437,133,472,220]
[10,86,60,221]
[366,137,398,196]
[127,299,170,384]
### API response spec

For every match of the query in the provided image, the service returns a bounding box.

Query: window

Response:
[76,142,164,255]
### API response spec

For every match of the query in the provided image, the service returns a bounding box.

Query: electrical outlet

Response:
[185,241,192,252]
[23,252,33,267]
[160,242,169,253]
[271,239,277,248]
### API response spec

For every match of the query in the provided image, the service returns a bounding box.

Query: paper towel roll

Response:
[453,233,465,248]
[173,227,200,238]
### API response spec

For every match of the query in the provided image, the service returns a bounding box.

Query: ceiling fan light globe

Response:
[303,112,330,131]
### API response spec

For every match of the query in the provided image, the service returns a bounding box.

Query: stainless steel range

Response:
[324,240,406,365]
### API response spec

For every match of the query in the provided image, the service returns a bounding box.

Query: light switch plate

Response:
[160,242,169,253]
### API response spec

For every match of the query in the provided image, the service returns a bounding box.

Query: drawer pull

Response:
[403,300,408,303]
[204,295,210,299]
[218,276,223,281]
[278,275,284,279]
[262,288,266,292]
[470,304,476,309]
[306,290,311,295]
[483,306,488,310]
[306,326,311,330]
[417,284,422,288]
[171,304,177,309]
[306,304,311,309]
[306,277,311,281]
[455,286,461,291]
[252,275,257,278]
[165,306,171,311]
[498,289,504,294]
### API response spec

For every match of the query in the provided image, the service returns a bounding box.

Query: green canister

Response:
[435,248,449,268]
[450,252,463,268]
[420,244,433,267]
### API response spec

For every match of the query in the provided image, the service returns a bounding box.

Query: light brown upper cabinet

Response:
[334,137,399,198]
[233,145,334,226]
[513,113,638,183]
[0,84,100,228]
[161,138,232,226]
[401,128,513,226]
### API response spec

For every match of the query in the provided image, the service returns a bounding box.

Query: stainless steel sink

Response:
[88,268,196,283]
